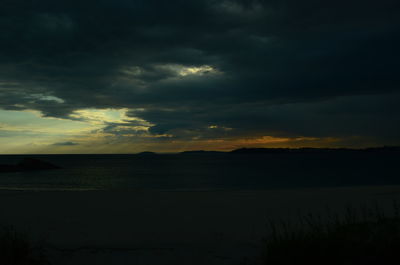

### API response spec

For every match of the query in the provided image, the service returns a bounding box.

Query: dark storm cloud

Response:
[136,92,400,140]
[0,0,399,143]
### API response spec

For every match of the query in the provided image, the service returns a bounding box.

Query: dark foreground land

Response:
[0,147,399,264]
[3,200,400,265]
[1,187,400,265]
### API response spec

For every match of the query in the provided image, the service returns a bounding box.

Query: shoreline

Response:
[1,183,400,193]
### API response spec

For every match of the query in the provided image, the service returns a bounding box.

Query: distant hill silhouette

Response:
[230,146,400,154]
[179,150,224,155]
[135,151,158,156]
[136,146,400,156]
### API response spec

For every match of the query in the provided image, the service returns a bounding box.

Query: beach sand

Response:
[2,186,400,265]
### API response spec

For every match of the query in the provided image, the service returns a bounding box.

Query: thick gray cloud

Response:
[0,0,399,144]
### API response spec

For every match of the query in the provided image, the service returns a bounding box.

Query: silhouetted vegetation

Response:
[0,226,49,265]
[263,203,400,265]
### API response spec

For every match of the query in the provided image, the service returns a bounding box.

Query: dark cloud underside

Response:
[1,0,399,146]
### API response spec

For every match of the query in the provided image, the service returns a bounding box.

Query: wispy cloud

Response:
[52,141,79,146]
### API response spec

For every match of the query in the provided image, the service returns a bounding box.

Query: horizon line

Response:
[0,146,398,156]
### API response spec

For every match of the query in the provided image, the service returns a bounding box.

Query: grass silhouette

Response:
[263,202,400,265]
[0,226,49,265]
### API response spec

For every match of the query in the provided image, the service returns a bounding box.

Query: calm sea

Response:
[0,152,398,191]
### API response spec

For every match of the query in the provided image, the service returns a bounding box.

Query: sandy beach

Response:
[2,186,400,265]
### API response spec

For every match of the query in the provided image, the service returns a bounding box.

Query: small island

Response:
[0,158,61,173]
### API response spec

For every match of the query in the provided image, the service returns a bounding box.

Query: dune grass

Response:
[0,226,49,265]
[263,202,400,265]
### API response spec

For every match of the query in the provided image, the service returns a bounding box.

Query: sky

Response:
[0,0,399,154]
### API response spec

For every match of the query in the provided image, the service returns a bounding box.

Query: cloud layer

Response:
[1,0,399,151]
